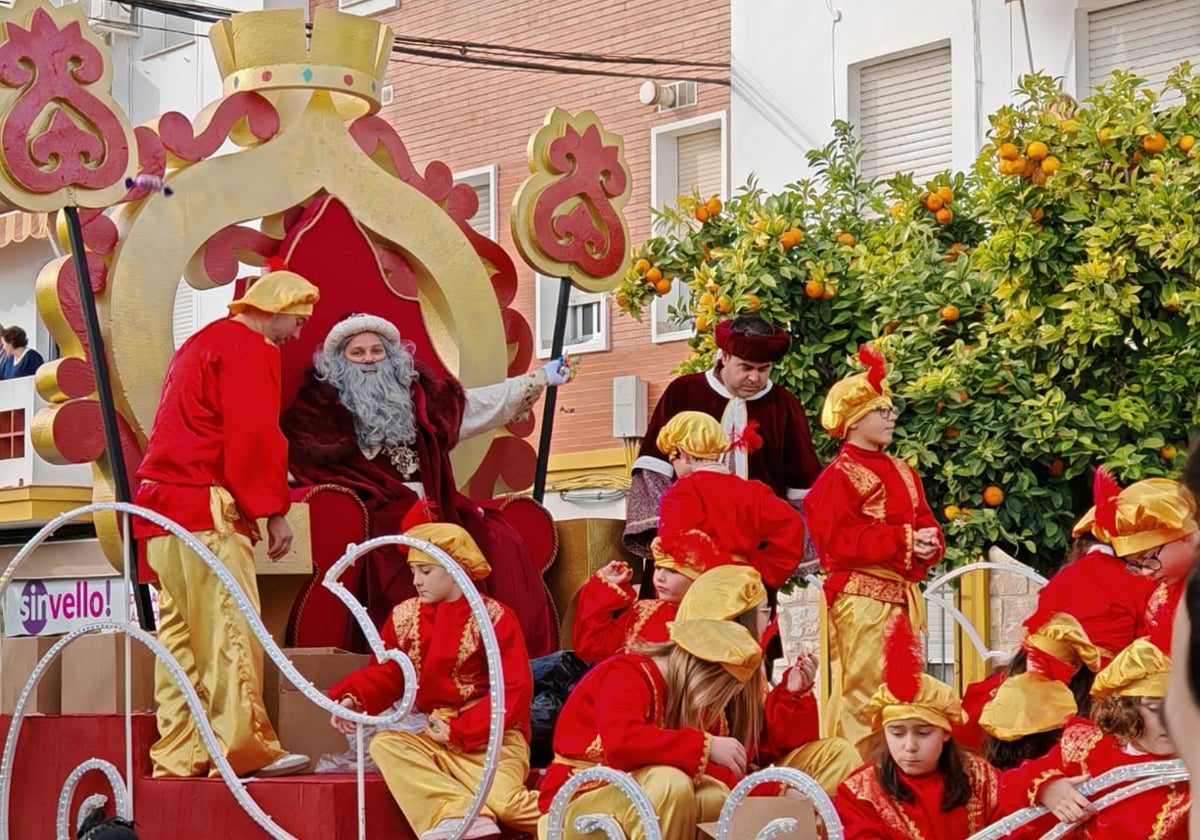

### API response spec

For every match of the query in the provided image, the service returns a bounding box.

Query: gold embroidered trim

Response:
[583,734,604,763]
[1028,769,1064,807]
[392,599,423,675]
[963,752,998,831]
[1151,784,1189,839]
[837,458,886,520]
[624,600,668,651]
[596,573,635,601]
[694,732,713,785]
[843,766,926,839]
[453,598,506,700]
[841,571,910,605]
[1059,722,1102,768]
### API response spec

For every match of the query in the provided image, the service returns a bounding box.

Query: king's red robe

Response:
[281,365,556,657]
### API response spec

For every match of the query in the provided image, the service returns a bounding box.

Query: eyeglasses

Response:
[871,406,900,421]
[1124,546,1163,574]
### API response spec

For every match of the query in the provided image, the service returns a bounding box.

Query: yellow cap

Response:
[1090,639,1171,699]
[820,346,894,439]
[1025,613,1102,676]
[668,619,763,684]
[865,673,967,733]
[656,411,729,461]
[405,522,491,581]
[978,672,1079,741]
[1072,478,1198,557]
[676,565,766,622]
[228,270,320,316]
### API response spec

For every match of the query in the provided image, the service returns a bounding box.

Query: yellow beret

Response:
[668,619,763,684]
[820,373,894,439]
[1072,478,1198,557]
[656,411,729,461]
[405,522,491,581]
[978,672,1078,741]
[228,270,320,316]
[866,673,966,733]
[1090,639,1171,699]
[1025,613,1102,675]
[676,565,766,622]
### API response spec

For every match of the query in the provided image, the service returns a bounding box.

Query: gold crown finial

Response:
[208,7,393,117]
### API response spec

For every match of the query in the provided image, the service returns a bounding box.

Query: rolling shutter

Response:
[676,128,722,199]
[857,46,953,184]
[1087,0,1200,94]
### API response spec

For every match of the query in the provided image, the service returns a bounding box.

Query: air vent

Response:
[381,84,394,106]
[659,80,697,112]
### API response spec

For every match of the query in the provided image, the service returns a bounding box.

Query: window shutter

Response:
[676,128,722,199]
[465,181,493,239]
[1087,0,1200,94]
[858,46,953,184]
[172,277,197,349]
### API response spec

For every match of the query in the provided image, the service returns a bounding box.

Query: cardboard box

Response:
[59,630,156,714]
[1,633,64,714]
[697,797,818,840]
[262,647,372,771]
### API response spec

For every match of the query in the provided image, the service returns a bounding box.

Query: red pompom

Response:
[265,255,288,273]
[858,344,887,392]
[400,499,436,533]
[882,613,924,702]
[1093,465,1121,537]
[728,420,763,455]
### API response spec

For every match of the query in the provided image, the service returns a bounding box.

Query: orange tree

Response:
[618,67,1200,575]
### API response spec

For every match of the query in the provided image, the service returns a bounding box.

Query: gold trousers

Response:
[371,728,540,833]
[823,592,903,749]
[537,767,727,840]
[777,736,863,794]
[148,528,284,777]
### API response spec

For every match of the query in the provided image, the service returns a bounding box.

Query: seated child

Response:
[538,618,763,840]
[676,564,862,793]
[834,615,998,839]
[328,522,539,840]
[996,638,1188,839]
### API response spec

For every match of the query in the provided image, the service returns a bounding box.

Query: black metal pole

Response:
[63,205,156,631]
[531,276,572,503]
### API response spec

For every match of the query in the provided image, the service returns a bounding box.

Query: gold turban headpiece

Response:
[668,619,763,684]
[1090,639,1171,699]
[820,345,894,439]
[866,614,967,733]
[656,411,729,461]
[227,266,319,316]
[651,529,728,581]
[676,566,767,622]
[404,522,491,581]
[1072,470,1197,557]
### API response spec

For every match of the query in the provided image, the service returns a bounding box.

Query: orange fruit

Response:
[1030,166,1048,185]
[882,320,900,335]
[890,201,904,217]
[924,193,945,212]
[1178,135,1195,152]
[1131,150,1143,165]
[706,281,720,292]
[645,266,662,283]
[653,278,672,295]
[1030,207,1044,222]
[982,485,1005,506]
[716,295,732,314]
[695,314,712,332]
[836,231,856,247]
[1047,458,1064,477]
[780,227,804,248]
[634,258,650,274]
[1142,132,1167,154]
[804,280,824,299]
[706,196,723,216]
[698,292,715,307]
[935,400,945,414]
[1025,140,1049,161]
[998,142,1020,161]
[945,427,961,438]
[937,186,954,204]
[822,283,837,300]
[943,505,961,520]
[1098,127,1114,146]
[1061,118,1079,135]
[616,292,629,308]
[940,305,960,323]
[1161,445,1179,460]
[694,206,710,223]
[997,160,1012,175]
[1020,158,1036,178]
[956,390,968,403]
[746,294,761,311]
[1041,155,1061,175]
[935,207,952,225]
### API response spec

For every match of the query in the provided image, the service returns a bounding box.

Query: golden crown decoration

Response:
[209,6,394,118]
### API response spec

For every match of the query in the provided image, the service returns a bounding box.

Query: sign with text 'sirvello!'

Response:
[2,577,128,636]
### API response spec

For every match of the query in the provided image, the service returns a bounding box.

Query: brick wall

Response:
[312,0,731,456]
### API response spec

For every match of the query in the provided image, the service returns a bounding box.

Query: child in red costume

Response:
[328,523,538,840]
[835,616,997,840]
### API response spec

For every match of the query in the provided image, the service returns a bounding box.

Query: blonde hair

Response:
[640,641,764,758]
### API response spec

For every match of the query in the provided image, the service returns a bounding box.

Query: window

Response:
[650,112,727,343]
[138,8,195,57]
[338,0,397,16]
[173,277,198,350]
[924,594,958,688]
[535,275,609,357]
[1080,0,1200,98]
[0,409,25,461]
[852,44,953,184]
[453,165,498,240]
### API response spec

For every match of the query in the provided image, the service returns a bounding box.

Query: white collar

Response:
[705,363,773,401]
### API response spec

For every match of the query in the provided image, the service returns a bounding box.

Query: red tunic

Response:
[1023,547,1157,661]
[571,575,675,663]
[328,594,531,751]
[134,318,291,578]
[759,678,821,762]
[997,719,1189,839]
[1145,581,1183,654]
[835,753,998,840]
[657,470,807,589]
[538,653,731,812]
[804,443,943,601]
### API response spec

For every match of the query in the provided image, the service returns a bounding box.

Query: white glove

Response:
[542,358,573,387]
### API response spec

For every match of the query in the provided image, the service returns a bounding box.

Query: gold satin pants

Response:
[148,529,284,777]
[777,736,863,794]
[371,727,540,834]
[537,767,727,840]
[823,592,903,750]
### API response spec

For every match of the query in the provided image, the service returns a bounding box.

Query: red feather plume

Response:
[400,499,437,533]
[858,344,887,393]
[882,613,924,702]
[1093,465,1121,536]
[265,255,288,273]
[728,420,763,455]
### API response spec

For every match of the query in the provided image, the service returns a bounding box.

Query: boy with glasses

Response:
[803,346,943,749]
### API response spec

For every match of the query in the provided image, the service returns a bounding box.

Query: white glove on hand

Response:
[542,357,574,387]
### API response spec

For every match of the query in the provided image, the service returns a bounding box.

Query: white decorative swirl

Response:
[965,759,1188,840]
[716,767,842,840]
[1036,764,1189,840]
[544,765,662,840]
[56,763,127,840]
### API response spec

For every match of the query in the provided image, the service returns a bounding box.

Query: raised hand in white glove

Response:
[542,357,575,387]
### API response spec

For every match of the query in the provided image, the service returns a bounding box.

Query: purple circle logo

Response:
[19,579,47,635]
